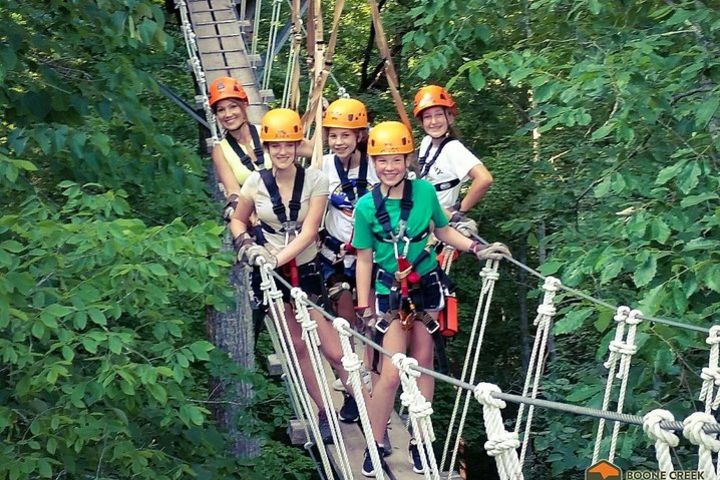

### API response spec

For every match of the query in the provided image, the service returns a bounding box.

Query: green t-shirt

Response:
[353,179,449,295]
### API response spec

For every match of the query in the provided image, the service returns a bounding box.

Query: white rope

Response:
[291,288,354,479]
[262,0,284,90]
[683,411,720,479]
[394,354,440,480]
[333,318,386,480]
[700,326,720,414]
[515,275,561,464]
[474,383,524,480]
[592,307,642,463]
[175,0,219,142]
[257,263,334,477]
[251,0,263,59]
[642,409,678,472]
[440,260,501,474]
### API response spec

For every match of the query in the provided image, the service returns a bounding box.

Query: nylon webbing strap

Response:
[419,136,455,178]
[301,0,346,135]
[224,125,266,171]
[372,179,413,244]
[258,167,305,233]
[367,0,411,130]
[334,153,369,203]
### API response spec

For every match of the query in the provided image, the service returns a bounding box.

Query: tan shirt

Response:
[241,167,329,265]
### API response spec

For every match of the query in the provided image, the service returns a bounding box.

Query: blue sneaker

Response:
[339,393,359,423]
[318,410,333,445]
[408,439,425,474]
[362,443,386,477]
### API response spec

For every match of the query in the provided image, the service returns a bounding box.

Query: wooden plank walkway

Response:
[187,0,271,125]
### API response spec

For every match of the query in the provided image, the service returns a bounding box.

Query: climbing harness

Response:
[223,124,266,172]
[257,167,305,286]
[334,152,369,203]
[417,136,460,193]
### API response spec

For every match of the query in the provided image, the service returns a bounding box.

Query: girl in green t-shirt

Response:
[352,121,510,476]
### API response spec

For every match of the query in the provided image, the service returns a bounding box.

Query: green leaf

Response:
[45,304,73,318]
[704,265,720,293]
[695,97,719,128]
[656,161,685,185]
[88,308,107,326]
[677,162,701,194]
[600,257,623,284]
[468,67,486,91]
[594,309,614,332]
[680,192,719,208]
[649,218,671,244]
[147,383,167,404]
[540,259,563,275]
[588,0,600,14]
[633,252,657,287]
[189,341,214,361]
[554,308,594,335]
[147,263,168,276]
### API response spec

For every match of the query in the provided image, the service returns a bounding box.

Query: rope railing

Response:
[469,233,710,335]
[267,267,720,435]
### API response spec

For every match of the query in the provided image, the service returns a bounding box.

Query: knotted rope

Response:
[441,259,501,474]
[394,354,440,480]
[257,263,334,477]
[333,318,386,480]
[699,326,720,414]
[516,275,561,464]
[474,383,524,480]
[683,412,720,479]
[592,307,643,463]
[291,288,353,479]
[643,409,679,472]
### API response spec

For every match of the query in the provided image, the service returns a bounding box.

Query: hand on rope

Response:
[233,232,257,266]
[470,241,511,261]
[449,209,478,237]
[247,245,278,269]
[223,193,240,222]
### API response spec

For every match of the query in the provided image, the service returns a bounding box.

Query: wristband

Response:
[469,241,482,255]
[354,305,369,312]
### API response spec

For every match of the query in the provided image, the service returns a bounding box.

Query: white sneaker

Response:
[333,378,345,392]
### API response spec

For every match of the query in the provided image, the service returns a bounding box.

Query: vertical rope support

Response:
[440,260,500,474]
[333,318,386,480]
[257,264,334,477]
[699,326,720,414]
[394,354,440,480]
[474,383,524,480]
[592,307,642,463]
[683,412,720,479]
[643,409,679,472]
[516,276,560,465]
[175,0,219,142]
[262,0,283,90]
[251,0,263,58]
[291,289,354,479]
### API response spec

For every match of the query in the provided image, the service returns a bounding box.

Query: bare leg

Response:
[315,306,349,389]
[283,303,325,411]
[409,312,437,403]
[367,320,408,444]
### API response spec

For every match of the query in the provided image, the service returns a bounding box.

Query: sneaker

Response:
[408,439,424,474]
[333,378,345,392]
[317,410,334,445]
[362,443,386,477]
[339,393,359,423]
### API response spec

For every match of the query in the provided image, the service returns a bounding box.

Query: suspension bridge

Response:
[169,0,720,478]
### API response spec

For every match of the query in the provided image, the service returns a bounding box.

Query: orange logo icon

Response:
[585,460,622,480]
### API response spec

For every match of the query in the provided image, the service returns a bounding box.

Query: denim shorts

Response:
[319,253,356,287]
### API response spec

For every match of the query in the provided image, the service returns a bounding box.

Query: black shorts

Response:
[376,269,445,314]
[251,258,325,307]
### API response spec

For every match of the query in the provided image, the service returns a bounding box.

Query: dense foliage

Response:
[0,1,313,479]
[397,0,720,476]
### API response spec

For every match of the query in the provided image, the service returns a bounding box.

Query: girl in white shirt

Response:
[412,85,493,220]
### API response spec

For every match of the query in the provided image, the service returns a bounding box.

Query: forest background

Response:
[0,0,718,478]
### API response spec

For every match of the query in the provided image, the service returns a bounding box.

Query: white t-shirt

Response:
[417,135,483,209]
[241,167,329,266]
[320,153,379,266]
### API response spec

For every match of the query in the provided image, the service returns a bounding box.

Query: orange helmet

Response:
[260,108,303,142]
[368,121,414,156]
[322,98,368,129]
[413,85,457,117]
[208,77,248,108]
